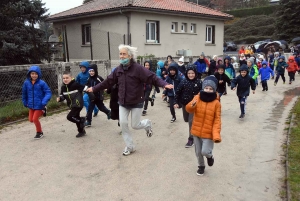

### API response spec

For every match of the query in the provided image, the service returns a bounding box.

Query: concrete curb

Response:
[286,113,295,201]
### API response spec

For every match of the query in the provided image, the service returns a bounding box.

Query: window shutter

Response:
[156,21,160,43]
[212,26,215,44]
[82,25,85,45]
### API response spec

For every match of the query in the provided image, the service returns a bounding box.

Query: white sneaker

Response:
[122,147,136,156]
[146,120,153,137]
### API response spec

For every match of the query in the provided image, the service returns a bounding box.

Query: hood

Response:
[262,61,268,66]
[157,60,164,69]
[231,56,237,62]
[239,64,249,73]
[89,64,98,77]
[279,56,285,61]
[27,65,42,80]
[185,64,197,81]
[79,61,90,74]
[168,62,179,76]
[288,56,295,62]
[224,56,231,63]
[144,60,153,71]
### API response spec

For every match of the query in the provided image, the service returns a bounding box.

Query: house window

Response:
[181,23,187,33]
[206,25,215,44]
[82,24,91,45]
[191,24,196,33]
[146,21,159,43]
[171,22,178,32]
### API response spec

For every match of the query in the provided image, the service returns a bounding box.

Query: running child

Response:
[214,65,231,98]
[162,62,184,123]
[287,55,299,84]
[22,66,52,139]
[174,64,202,148]
[57,71,88,138]
[258,61,274,91]
[84,64,111,127]
[274,56,288,86]
[186,76,221,176]
[231,64,256,118]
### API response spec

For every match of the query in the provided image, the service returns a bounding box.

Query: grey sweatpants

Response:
[193,136,214,166]
[182,105,193,138]
[119,105,151,150]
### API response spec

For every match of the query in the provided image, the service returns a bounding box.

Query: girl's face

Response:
[63,74,72,84]
[204,86,213,92]
[218,68,224,74]
[247,61,252,67]
[169,69,176,75]
[225,59,229,63]
[214,57,218,61]
[240,71,247,77]
[279,59,283,62]
[263,65,267,68]
[165,64,169,69]
[89,69,95,76]
[144,62,150,69]
[231,59,234,63]
[187,70,196,80]
[167,57,172,62]
[30,72,38,81]
[200,55,204,59]
[218,60,223,65]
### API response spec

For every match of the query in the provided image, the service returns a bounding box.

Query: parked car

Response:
[225,41,237,51]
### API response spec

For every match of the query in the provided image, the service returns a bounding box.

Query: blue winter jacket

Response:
[164,63,185,97]
[22,66,52,110]
[194,58,207,73]
[76,61,90,85]
[259,61,274,81]
[224,57,236,79]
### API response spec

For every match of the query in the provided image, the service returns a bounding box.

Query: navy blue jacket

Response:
[231,73,256,97]
[164,64,184,97]
[22,66,52,110]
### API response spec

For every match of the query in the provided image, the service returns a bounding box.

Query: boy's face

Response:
[200,55,204,59]
[263,64,267,68]
[144,62,150,69]
[187,70,195,80]
[169,69,176,75]
[218,68,224,74]
[279,58,283,62]
[63,74,72,84]
[89,69,95,76]
[289,59,293,63]
[204,86,213,92]
[30,72,38,81]
[231,59,234,63]
[80,66,86,73]
[178,61,183,65]
[165,64,169,69]
[240,71,247,77]
[214,57,218,61]
[225,59,229,63]
[247,61,252,67]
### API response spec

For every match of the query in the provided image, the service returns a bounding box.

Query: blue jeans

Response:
[83,93,99,114]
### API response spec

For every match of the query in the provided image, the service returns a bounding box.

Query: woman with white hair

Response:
[86,44,173,156]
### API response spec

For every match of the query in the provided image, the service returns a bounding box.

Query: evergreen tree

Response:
[0,0,49,66]
[275,0,300,41]
[83,0,93,4]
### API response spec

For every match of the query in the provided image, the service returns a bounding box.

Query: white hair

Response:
[118,44,138,59]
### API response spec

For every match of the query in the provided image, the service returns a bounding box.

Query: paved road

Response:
[1,76,299,201]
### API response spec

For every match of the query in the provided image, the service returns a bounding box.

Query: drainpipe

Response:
[119,9,130,45]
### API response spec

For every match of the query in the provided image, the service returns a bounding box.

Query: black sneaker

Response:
[93,111,98,117]
[150,98,155,106]
[142,110,147,116]
[170,117,176,123]
[239,114,245,118]
[185,138,194,148]
[266,87,268,91]
[34,132,44,139]
[80,117,86,129]
[42,106,47,117]
[84,121,91,127]
[197,166,205,176]
[207,156,214,166]
[107,111,111,120]
[76,129,86,138]
[262,88,265,91]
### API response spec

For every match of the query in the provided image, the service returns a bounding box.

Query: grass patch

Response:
[288,99,300,200]
[0,97,67,125]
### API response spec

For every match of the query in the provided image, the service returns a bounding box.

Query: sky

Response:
[42,0,83,15]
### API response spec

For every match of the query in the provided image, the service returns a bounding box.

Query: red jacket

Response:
[287,56,299,73]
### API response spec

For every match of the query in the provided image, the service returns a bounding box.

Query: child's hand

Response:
[253,90,255,94]
[174,104,179,108]
[219,80,223,84]
[232,87,236,91]
[86,87,93,92]
[191,100,197,107]
[56,97,60,102]
[162,94,166,99]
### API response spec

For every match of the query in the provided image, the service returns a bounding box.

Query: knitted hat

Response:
[247,58,254,64]
[202,76,218,92]
[178,56,184,62]
[201,52,205,57]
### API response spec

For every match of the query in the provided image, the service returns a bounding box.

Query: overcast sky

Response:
[42,0,83,15]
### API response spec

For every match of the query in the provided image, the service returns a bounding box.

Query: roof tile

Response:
[49,0,232,20]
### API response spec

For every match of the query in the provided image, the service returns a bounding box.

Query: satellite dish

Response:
[48,34,59,42]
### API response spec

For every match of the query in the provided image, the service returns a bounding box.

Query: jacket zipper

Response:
[200,102,207,134]
[32,81,35,108]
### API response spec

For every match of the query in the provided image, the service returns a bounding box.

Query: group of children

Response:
[21,50,300,176]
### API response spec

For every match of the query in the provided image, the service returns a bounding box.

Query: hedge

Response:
[224,5,279,18]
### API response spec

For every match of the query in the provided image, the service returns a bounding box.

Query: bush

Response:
[224,5,279,18]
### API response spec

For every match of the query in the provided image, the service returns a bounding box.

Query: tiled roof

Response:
[48,0,232,21]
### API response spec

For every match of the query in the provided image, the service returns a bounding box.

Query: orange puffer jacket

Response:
[186,93,221,143]
[287,56,299,73]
